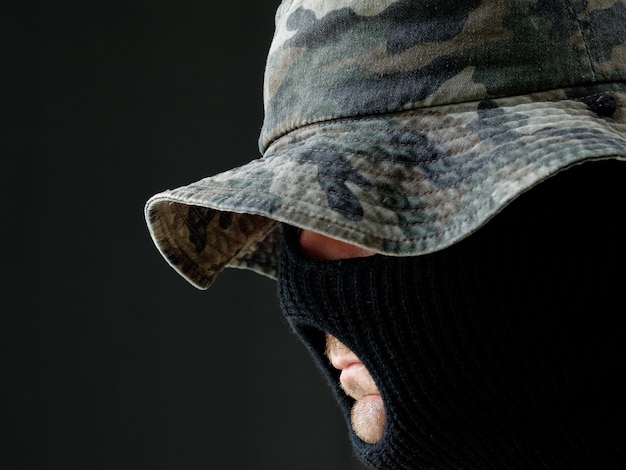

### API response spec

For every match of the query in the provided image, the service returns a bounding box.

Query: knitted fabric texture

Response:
[278,161,626,470]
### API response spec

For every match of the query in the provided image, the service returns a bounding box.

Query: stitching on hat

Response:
[274,132,473,156]
[173,153,619,251]
[203,176,445,202]
[197,160,489,228]
[269,117,626,171]
[270,114,604,155]
[184,134,625,243]
[273,145,449,165]
[223,143,493,189]
[270,113,475,145]
[585,8,605,81]
[191,183,449,223]
[270,109,613,152]
[195,128,624,207]
[195,187,481,245]
[565,0,594,81]
[268,91,625,144]
[266,131,608,175]
[266,88,626,150]
[222,152,485,189]
[202,147,510,213]
[221,155,585,246]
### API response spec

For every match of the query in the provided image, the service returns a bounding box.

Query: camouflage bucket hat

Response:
[146,0,626,289]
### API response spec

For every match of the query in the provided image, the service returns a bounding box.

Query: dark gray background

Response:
[4,2,368,469]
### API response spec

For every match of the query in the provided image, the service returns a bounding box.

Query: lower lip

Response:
[339,362,367,381]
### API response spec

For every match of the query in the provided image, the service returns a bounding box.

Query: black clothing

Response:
[278,161,626,469]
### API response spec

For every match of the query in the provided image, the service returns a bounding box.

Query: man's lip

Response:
[340,361,365,375]
[339,362,364,383]
[339,362,378,398]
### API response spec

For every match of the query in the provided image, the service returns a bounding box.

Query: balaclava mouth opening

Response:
[278,160,626,470]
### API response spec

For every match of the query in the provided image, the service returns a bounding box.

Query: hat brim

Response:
[145,85,626,289]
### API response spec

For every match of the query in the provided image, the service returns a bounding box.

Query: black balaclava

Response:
[277,161,626,470]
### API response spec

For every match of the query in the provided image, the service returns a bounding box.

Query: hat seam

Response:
[566,0,595,82]
[575,0,601,81]
[266,90,623,149]
[271,106,576,139]
[265,108,622,157]
[267,126,613,166]
[241,132,621,189]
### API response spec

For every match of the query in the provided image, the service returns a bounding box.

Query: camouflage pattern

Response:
[146,0,626,289]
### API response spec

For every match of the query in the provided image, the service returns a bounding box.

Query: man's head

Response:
[144,1,626,468]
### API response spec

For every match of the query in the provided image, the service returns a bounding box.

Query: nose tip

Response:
[298,230,376,260]
[325,334,361,370]
[328,350,360,371]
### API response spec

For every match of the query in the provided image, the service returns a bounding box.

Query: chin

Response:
[351,395,386,444]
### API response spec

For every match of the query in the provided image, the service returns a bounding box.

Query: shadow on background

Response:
[4,2,368,469]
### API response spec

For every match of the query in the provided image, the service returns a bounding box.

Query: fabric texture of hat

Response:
[145,0,626,289]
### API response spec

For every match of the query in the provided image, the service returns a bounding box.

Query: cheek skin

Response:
[298,230,376,260]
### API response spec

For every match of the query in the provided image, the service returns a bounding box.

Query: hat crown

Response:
[260,0,626,151]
